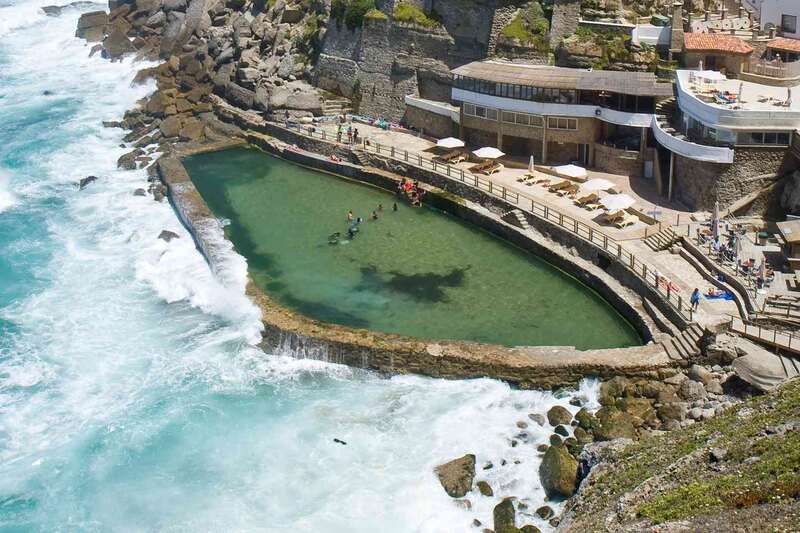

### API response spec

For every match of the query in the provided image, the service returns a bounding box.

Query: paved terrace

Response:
[315,120,693,240]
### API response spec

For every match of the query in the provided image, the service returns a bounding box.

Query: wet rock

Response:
[493,498,517,533]
[535,505,554,520]
[102,27,135,59]
[569,397,583,407]
[482,462,493,470]
[574,408,598,432]
[78,175,99,189]
[472,519,482,527]
[454,499,472,510]
[520,526,540,533]
[477,480,494,497]
[528,413,545,426]
[599,376,630,405]
[158,230,180,242]
[617,397,655,427]
[573,426,593,445]
[539,444,578,498]
[42,5,63,16]
[547,406,572,426]
[160,115,182,138]
[76,10,108,41]
[516,421,528,429]
[594,406,637,441]
[549,434,562,446]
[117,149,144,170]
[554,425,569,437]
[536,444,549,453]
[435,454,475,498]
[133,188,146,196]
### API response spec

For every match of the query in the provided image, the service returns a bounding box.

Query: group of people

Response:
[398,178,425,207]
[329,203,399,243]
[336,116,360,145]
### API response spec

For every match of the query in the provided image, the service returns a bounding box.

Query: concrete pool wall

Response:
[155,129,683,388]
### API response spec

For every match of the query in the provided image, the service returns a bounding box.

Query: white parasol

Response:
[600,193,636,211]
[437,137,465,149]
[472,147,505,159]
[581,178,615,191]
[528,155,535,172]
[553,164,588,179]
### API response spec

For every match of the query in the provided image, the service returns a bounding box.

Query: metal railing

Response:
[281,122,695,321]
[729,317,800,354]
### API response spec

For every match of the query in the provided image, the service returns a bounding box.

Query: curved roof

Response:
[451,61,673,97]
[767,37,800,54]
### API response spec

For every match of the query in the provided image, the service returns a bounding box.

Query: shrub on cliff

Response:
[500,2,550,52]
[331,0,376,30]
[393,2,440,28]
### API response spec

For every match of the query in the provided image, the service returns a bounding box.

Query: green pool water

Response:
[185,147,640,349]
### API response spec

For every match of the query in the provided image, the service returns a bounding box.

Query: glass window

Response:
[529,115,543,127]
[475,106,486,118]
[778,132,790,145]
[765,132,778,144]
[568,119,577,130]
[463,103,475,116]
[782,14,797,34]
[516,114,530,126]
[502,111,515,123]
[513,85,522,99]
[487,108,498,120]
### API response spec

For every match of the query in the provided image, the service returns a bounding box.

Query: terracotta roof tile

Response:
[767,37,800,54]
[683,33,753,55]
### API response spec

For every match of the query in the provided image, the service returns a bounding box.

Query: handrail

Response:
[277,122,695,322]
[729,316,800,354]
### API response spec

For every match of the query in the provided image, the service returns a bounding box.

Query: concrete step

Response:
[661,338,685,361]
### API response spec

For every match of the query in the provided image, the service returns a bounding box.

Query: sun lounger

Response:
[614,214,639,229]
[604,210,625,224]
[470,160,494,174]
[516,173,535,183]
[575,193,598,206]
[584,202,603,211]
[557,184,579,197]
[548,180,572,193]
[482,163,503,175]
[437,150,466,164]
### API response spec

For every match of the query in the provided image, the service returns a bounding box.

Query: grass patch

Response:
[364,8,388,21]
[393,2,440,28]
[499,2,550,52]
[331,0,377,30]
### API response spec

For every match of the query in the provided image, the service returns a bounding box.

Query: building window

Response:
[502,111,515,123]
[475,106,487,118]
[782,14,797,34]
[463,103,475,116]
[487,108,498,120]
[515,113,530,126]
[529,115,544,127]
[548,117,578,130]
[737,131,791,145]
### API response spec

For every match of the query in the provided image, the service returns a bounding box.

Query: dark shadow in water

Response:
[280,294,371,329]
[355,265,470,303]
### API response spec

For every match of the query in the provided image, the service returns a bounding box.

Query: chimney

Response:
[672,1,684,28]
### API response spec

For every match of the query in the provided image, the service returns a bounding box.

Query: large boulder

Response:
[599,376,630,405]
[76,10,108,41]
[546,405,572,426]
[159,115,182,138]
[594,406,637,441]
[179,117,204,141]
[780,170,800,215]
[225,83,256,109]
[102,27,134,59]
[434,454,475,498]
[539,444,578,498]
[678,379,707,402]
[705,333,741,365]
[493,498,517,533]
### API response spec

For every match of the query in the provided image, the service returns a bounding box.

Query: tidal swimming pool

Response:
[185,147,641,349]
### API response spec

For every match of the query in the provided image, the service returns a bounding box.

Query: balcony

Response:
[651,115,735,164]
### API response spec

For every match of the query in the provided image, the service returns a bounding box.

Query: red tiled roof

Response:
[683,33,753,55]
[767,37,800,54]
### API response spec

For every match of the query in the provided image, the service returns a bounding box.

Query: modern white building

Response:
[760,0,800,39]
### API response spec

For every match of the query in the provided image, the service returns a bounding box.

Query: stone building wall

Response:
[402,105,455,138]
[594,142,643,177]
[673,146,798,215]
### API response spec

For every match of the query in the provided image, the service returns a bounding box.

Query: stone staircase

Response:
[661,323,704,363]
[687,0,760,39]
[502,209,532,231]
[321,97,352,117]
[644,226,680,252]
[352,149,371,167]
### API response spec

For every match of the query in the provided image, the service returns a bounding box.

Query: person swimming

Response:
[371,210,378,220]
[392,202,398,212]
[328,232,341,244]
[347,210,353,221]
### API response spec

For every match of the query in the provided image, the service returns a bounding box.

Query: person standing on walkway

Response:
[337,124,343,143]
[690,288,701,311]
[353,128,360,145]
[347,126,353,144]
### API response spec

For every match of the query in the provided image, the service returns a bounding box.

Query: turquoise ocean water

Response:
[0,3,598,531]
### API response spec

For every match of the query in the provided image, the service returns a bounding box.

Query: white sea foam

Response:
[0,169,16,212]
[0,3,593,531]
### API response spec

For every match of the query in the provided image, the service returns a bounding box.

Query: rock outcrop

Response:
[539,443,578,498]
[434,454,475,498]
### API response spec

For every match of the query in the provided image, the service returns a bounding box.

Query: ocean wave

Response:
[0,169,16,213]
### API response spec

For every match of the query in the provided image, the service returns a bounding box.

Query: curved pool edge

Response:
[155,137,680,389]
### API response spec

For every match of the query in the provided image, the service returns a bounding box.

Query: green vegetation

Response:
[392,2,440,28]
[298,14,324,60]
[500,2,550,52]
[565,378,800,529]
[331,0,376,30]
[364,8,388,21]
[569,26,656,71]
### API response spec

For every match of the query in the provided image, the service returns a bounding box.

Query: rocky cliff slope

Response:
[557,376,800,532]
